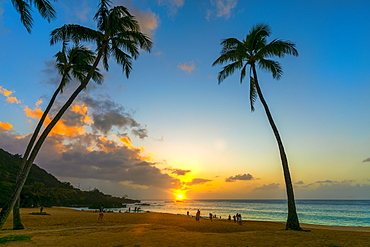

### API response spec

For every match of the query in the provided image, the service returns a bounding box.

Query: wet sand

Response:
[1,207,369,246]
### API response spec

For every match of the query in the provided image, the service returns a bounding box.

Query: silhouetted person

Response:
[98,204,104,221]
[196,209,200,221]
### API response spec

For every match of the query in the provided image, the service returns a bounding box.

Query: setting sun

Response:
[177,194,183,200]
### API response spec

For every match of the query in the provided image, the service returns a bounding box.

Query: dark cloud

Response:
[225,173,254,182]
[253,183,280,191]
[163,168,191,176]
[80,95,147,137]
[362,157,370,163]
[295,181,304,185]
[41,134,181,189]
[186,178,212,186]
[315,180,335,184]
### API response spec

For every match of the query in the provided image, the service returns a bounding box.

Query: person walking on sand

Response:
[98,204,104,221]
[196,209,200,221]
[209,213,213,222]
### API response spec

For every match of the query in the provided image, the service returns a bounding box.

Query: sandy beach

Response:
[1,207,369,246]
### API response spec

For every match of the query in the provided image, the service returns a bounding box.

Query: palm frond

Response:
[12,0,33,33]
[240,64,247,84]
[258,59,283,79]
[260,39,298,58]
[32,0,56,22]
[249,75,257,112]
[112,46,133,78]
[217,61,243,84]
[94,0,112,29]
[112,35,139,59]
[245,23,270,51]
[50,24,99,46]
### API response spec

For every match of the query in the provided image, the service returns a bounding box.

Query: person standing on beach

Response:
[209,213,213,222]
[196,209,200,221]
[98,204,104,221]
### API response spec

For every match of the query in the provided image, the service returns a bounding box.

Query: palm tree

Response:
[0,0,152,230]
[10,45,103,230]
[11,0,57,33]
[212,23,301,230]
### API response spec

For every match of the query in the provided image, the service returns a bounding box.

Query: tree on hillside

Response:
[11,0,57,33]
[212,23,301,230]
[11,45,103,230]
[0,0,152,230]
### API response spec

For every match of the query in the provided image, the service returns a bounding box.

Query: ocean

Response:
[107,200,370,227]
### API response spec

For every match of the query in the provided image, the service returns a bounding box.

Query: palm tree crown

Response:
[50,0,152,78]
[213,23,298,111]
[54,46,103,92]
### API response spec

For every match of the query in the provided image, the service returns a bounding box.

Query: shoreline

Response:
[69,206,370,229]
[1,207,369,246]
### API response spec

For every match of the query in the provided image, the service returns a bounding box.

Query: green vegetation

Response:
[0,148,139,208]
[0,235,32,244]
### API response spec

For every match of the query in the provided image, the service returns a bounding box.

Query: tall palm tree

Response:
[0,0,152,230]
[11,0,57,33]
[10,45,103,230]
[212,23,301,230]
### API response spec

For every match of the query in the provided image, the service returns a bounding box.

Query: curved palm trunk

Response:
[0,53,103,230]
[9,78,65,230]
[252,66,301,230]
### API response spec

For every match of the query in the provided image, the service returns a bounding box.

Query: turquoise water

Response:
[107,200,370,227]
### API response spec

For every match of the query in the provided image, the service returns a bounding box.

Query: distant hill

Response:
[0,148,139,208]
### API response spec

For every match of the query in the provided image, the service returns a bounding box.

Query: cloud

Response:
[130,8,160,37]
[0,86,21,104]
[253,183,280,191]
[0,3,9,34]
[58,0,94,23]
[158,0,184,16]
[315,180,335,184]
[178,62,195,74]
[225,173,254,182]
[295,181,304,185]
[163,168,191,176]
[206,0,237,20]
[186,178,212,186]
[362,157,370,162]
[296,182,370,199]
[0,83,178,192]
[81,95,148,138]
[0,122,12,132]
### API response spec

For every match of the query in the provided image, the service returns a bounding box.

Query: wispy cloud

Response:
[206,0,237,20]
[158,0,185,16]
[225,173,254,182]
[178,61,195,74]
[362,157,370,162]
[253,183,280,191]
[186,178,212,186]
[163,168,191,176]
[0,86,21,104]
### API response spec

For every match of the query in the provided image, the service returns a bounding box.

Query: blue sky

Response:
[0,0,369,200]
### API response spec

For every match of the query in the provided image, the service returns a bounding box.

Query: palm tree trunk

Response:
[9,81,64,230]
[0,52,103,230]
[252,66,301,230]
[12,199,24,230]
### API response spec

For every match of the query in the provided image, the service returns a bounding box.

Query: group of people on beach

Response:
[193,209,242,225]
[230,213,242,225]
